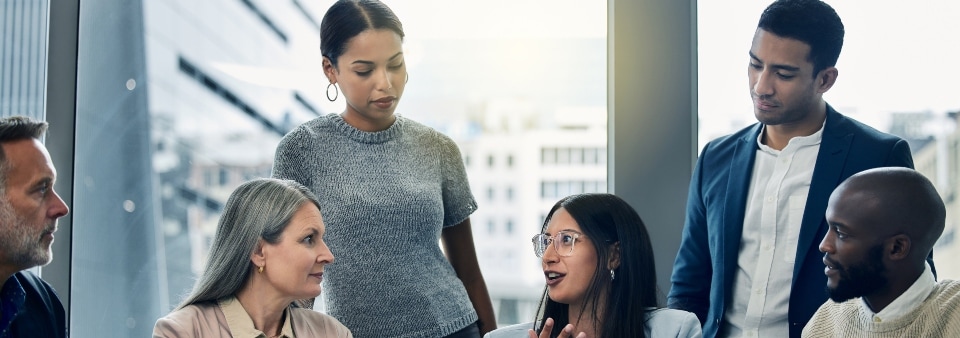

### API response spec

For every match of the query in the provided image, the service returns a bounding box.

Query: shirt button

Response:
[766,196,775,203]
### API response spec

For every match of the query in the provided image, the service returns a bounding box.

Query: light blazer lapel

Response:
[793,109,852,280]
[722,124,762,285]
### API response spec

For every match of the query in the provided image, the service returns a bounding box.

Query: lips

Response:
[754,99,778,111]
[544,271,565,286]
[823,257,838,276]
[309,272,324,282]
[372,97,396,109]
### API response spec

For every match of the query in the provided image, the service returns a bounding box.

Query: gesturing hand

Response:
[527,318,587,338]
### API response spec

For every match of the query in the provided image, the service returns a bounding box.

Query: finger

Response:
[538,318,554,338]
[558,324,576,338]
[527,329,537,338]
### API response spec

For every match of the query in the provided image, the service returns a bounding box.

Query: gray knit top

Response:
[272,113,479,338]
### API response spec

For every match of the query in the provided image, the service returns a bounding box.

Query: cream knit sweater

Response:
[802,280,960,337]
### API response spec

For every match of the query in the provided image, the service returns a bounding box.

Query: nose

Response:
[316,240,335,265]
[376,68,393,91]
[818,230,833,254]
[752,70,774,97]
[48,190,69,219]
[542,241,560,264]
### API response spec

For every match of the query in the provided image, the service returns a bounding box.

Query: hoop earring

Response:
[405,73,409,84]
[610,269,615,280]
[326,83,339,101]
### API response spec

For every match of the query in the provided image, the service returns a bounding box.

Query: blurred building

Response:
[899,111,960,279]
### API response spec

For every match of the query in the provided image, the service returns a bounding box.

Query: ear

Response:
[606,241,621,270]
[886,234,911,261]
[815,66,838,94]
[322,56,338,84]
[251,239,267,268]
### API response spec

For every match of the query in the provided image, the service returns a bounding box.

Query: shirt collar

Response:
[219,296,295,338]
[756,119,826,154]
[860,262,936,323]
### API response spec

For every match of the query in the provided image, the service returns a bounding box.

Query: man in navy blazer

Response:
[0,116,69,338]
[668,1,929,338]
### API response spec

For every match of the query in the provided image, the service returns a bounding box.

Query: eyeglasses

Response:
[531,230,583,258]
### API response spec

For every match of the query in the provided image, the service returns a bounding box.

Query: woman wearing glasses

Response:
[485,193,701,338]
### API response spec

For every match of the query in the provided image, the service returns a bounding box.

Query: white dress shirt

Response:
[722,124,824,338]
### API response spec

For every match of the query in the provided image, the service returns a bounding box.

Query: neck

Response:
[340,110,395,132]
[863,265,925,313]
[235,277,291,337]
[0,265,18,284]
[762,101,827,151]
[567,297,604,337]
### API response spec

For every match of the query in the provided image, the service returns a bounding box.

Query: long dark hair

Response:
[320,0,404,67]
[534,193,660,338]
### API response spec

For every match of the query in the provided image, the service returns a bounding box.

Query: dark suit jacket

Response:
[667,105,925,338]
[5,271,66,338]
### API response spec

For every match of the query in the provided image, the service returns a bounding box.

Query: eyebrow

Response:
[31,177,54,190]
[748,51,801,72]
[350,52,404,66]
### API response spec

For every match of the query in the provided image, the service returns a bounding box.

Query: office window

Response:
[69,0,606,333]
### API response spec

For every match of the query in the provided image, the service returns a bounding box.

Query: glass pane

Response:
[698,1,960,280]
[73,0,606,333]
[0,0,48,120]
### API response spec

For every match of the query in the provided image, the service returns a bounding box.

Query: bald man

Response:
[802,167,960,337]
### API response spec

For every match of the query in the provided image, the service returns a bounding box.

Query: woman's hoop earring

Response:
[405,73,409,84]
[326,83,339,101]
[610,269,615,280]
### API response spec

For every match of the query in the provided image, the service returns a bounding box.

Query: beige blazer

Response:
[153,296,352,338]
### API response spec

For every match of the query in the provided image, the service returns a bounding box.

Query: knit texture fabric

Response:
[802,280,960,337]
[273,114,478,338]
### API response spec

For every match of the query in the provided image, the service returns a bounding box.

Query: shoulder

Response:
[14,271,61,301]
[483,322,535,338]
[698,123,760,160]
[646,308,702,338]
[935,280,960,304]
[279,115,336,145]
[289,308,353,337]
[153,302,224,337]
[399,116,457,144]
[827,109,904,143]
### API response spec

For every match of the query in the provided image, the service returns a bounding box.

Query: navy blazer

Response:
[667,105,924,338]
[5,271,66,338]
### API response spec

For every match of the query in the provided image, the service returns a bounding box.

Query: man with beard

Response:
[803,167,960,337]
[0,116,69,338]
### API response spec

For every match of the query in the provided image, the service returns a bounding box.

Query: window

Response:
[52,0,607,333]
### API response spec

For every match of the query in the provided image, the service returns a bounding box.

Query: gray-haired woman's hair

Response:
[174,178,321,310]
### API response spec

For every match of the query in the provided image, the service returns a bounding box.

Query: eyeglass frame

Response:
[531,230,587,258]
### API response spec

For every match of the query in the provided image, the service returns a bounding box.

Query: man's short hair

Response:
[758,0,845,76]
[0,116,49,191]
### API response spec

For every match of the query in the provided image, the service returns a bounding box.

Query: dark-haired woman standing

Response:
[271,1,495,337]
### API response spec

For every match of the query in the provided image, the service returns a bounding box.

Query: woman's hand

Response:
[527,318,586,338]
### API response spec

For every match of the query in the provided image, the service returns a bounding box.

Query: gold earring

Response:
[258,265,264,274]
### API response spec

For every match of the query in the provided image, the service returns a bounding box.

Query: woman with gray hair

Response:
[153,178,352,337]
